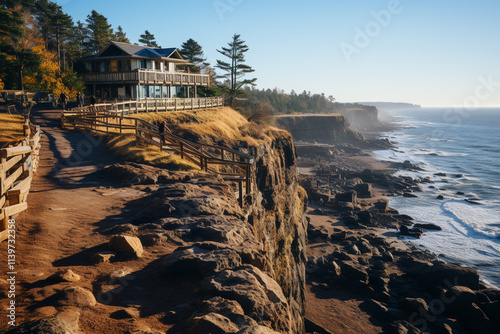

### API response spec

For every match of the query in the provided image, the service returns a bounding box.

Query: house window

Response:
[131,60,138,70]
[140,60,152,69]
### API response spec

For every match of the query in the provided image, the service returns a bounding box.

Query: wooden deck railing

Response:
[61,109,253,206]
[82,69,209,86]
[68,97,223,117]
[0,122,41,242]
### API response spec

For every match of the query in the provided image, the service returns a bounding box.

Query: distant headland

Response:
[357,102,422,111]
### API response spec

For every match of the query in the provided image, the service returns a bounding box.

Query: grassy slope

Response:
[105,134,199,171]
[107,107,287,171]
[131,107,288,148]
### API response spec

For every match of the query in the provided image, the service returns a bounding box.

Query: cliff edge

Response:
[2,107,307,334]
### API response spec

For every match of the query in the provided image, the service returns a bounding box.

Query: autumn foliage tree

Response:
[0,2,39,90]
[16,11,82,97]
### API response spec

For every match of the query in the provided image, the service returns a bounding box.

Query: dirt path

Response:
[0,107,156,332]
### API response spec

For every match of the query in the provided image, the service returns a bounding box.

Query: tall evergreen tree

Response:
[114,25,129,43]
[33,0,57,49]
[179,38,208,73]
[66,20,85,61]
[138,30,159,47]
[84,10,114,54]
[49,4,73,69]
[215,34,256,106]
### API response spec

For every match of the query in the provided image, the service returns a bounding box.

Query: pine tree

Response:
[215,34,256,106]
[33,0,57,49]
[49,4,73,69]
[138,30,159,48]
[179,38,208,73]
[84,10,114,54]
[66,20,85,62]
[114,25,129,43]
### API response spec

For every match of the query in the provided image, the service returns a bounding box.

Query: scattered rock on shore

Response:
[108,235,144,258]
[413,223,442,231]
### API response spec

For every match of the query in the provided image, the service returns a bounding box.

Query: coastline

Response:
[299,128,500,333]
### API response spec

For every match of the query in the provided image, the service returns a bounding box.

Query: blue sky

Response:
[57,0,500,107]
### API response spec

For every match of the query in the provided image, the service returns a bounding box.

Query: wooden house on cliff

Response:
[79,41,209,101]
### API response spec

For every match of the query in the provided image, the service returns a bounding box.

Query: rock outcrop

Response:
[274,114,364,145]
[95,130,307,332]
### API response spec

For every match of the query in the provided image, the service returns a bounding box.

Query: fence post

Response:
[180,143,184,159]
[135,119,139,140]
[23,120,30,137]
[119,117,122,134]
[246,165,251,194]
[238,180,243,207]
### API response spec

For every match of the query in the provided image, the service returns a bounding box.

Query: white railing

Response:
[82,69,210,86]
[68,97,224,117]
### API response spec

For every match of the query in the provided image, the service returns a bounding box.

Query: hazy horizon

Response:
[58,0,500,108]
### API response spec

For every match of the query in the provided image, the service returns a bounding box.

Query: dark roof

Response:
[112,42,150,55]
[81,41,185,62]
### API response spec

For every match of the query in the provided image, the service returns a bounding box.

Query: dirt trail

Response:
[0,107,159,332]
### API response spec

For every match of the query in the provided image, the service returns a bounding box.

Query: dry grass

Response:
[105,134,198,171]
[98,107,290,172]
[131,107,288,148]
[0,114,25,146]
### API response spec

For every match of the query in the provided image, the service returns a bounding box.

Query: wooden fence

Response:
[61,110,254,206]
[0,122,41,242]
[69,97,224,117]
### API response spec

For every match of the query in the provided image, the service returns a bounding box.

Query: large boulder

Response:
[335,191,357,204]
[198,265,291,332]
[108,235,144,258]
[354,183,372,198]
[4,316,78,334]
[341,262,368,283]
[56,286,96,307]
[408,261,480,291]
[187,312,239,334]
[160,245,242,278]
[457,303,497,334]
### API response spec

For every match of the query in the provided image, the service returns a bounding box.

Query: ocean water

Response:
[374,108,500,288]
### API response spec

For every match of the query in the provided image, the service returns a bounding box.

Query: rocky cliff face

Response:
[97,130,308,333]
[274,114,364,145]
[245,133,308,333]
[333,104,383,132]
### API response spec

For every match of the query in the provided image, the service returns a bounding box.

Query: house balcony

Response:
[82,69,210,86]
